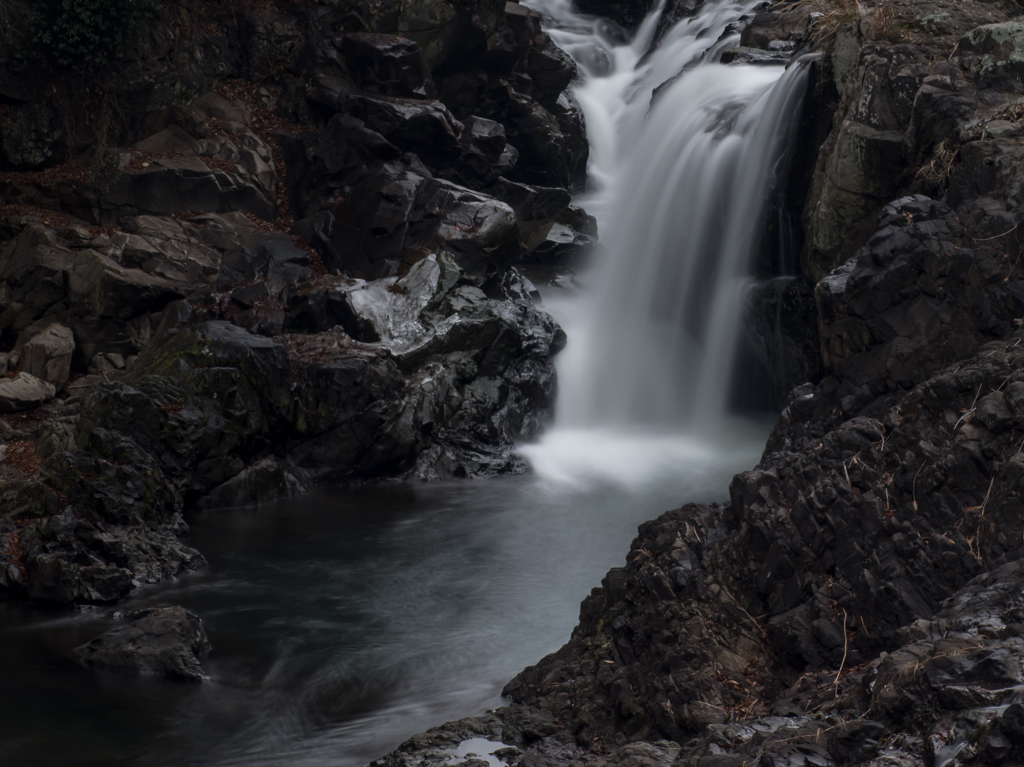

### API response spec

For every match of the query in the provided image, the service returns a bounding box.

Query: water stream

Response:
[4,1,810,765]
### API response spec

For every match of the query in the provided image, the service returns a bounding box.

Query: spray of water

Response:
[520,0,809,486]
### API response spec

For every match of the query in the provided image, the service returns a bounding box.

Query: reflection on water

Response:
[2,445,766,767]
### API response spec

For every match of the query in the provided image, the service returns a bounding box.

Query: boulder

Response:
[815,196,1010,395]
[485,178,572,250]
[192,92,251,125]
[322,168,520,280]
[19,323,75,391]
[958,21,1024,89]
[72,606,211,682]
[523,223,595,268]
[0,372,55,412]
[312,76,465,167]
[343,32,437,99]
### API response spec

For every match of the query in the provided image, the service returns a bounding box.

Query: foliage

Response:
[29,0,158,71]
[0,0,31,52]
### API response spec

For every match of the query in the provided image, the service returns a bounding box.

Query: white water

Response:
[521,0,809,483]
[0,7,817,767]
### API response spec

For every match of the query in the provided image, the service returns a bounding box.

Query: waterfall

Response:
[518,0,810,486]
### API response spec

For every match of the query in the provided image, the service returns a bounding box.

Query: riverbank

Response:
[367,1,1024,766]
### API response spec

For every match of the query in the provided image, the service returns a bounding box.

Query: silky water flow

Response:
[1,2,811,766]
[521,0,810,486]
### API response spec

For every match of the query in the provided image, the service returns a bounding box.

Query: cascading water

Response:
[521,0,810,484]
[0,5,816,767]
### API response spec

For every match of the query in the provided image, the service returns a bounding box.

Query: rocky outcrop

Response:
[0,0,586,606]
[797,2,1024,281]
[370,2,1024,766]
[72,606,211,682]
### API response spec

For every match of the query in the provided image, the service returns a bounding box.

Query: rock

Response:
[0,372,55,412]
[192,92,250,124]
[321,168,520,280]
[484,178,571,251]
[815,196,1010,395]
[197,457,308,510]
[231,281,270,308]
[745,277,822,409]
[72,606,211,682]
[522,223,595,268]
[312,76,465,168]
[449,115,519,188]
[958,21,1024,90]
[720,47,794,66]
[19,323,75,391]
[343,33,437,99]
[574,0,655,31]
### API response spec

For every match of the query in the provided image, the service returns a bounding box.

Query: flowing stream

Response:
[4,2,809,765]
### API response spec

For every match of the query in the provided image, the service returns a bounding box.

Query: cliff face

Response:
[370,2,1024,766]
[0,1,589,605]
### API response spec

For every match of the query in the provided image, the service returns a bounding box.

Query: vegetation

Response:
[29,0,158,71]
[0,0,31,52]
[778,0,896,48]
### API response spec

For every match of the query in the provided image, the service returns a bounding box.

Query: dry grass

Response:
[779,0,896,47]
[870,0,895,40]
[916,138,960,188]
[917,138,960,183]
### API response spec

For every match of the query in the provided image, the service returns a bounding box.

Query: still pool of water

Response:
[0,423,768,767]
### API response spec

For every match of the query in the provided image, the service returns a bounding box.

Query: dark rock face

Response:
[0,0,583,606]
[801,4,1024,281]
[72,606,211,682]
[815,195,1012,395]
[371,3,1024,767]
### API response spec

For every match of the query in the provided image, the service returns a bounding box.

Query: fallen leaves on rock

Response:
[2,440,44,477]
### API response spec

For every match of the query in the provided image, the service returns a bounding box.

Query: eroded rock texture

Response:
[370,2,1024,767]
[0,0,585,605]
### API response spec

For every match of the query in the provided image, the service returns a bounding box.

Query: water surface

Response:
[2,443,768,766]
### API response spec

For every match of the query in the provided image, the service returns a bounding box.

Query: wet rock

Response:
[0,372,55,412]
[344,33,437,99]
[312,77,465,168]
[745,277,822,409]
[19,323,74,391]
[815,196,1011,395]
[522,223,595,269]
[485,179,572,251]
[574,0,655,31]
[72,606,211,682]
[720,47,794,66]
[322,168,520,280]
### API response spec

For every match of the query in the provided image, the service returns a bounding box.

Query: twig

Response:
[970,221,1021,243]
[953,384,984,431]
[834,609,849,695]
[719,585,769,641]
[912,460,928,512]
[967,477,996,518]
